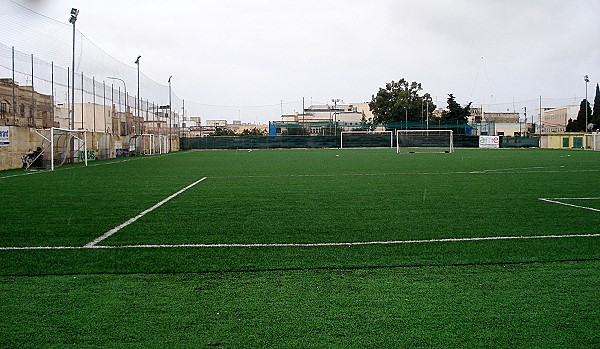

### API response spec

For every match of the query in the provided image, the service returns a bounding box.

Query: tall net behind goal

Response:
[340,131,393,149]
[33,127,88,170]
[395,130,454,154]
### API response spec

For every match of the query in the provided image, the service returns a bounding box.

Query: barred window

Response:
[0,101,7,114]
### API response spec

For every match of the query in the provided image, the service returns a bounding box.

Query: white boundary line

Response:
[210,168,599,179]
[1,233,599,251]
[540,198,600,213]
[84,176,208,247]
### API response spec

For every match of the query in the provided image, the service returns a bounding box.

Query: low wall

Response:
[0,126,180,171]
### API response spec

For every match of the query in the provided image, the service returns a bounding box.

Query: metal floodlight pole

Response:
[135,55,141,154]
[584,75,589,132]
[168,76,172,152]
[69,8,78,162]
[332,98,340,136]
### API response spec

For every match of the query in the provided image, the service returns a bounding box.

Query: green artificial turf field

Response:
[1,148,599,348]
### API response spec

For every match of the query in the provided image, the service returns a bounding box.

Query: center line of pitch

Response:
[84,177,208,248]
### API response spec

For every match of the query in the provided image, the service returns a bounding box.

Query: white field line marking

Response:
[211,168,600,179]
[1,233,599,251]
[539,198,600,213]
[84,177,208,248]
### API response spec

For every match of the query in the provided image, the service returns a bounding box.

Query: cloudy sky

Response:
[8,0,600,123]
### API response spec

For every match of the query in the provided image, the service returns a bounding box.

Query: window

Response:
[573,137,583,149]
[562,137,570,148]
[0,101,7,114]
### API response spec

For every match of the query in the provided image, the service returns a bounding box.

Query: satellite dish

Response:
[587,123,594,131]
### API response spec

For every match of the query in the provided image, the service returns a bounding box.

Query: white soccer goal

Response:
[158,134,168,154]
[340,131,393,149]
[34,127,88,170]
[585,133,600,151]
[395,129,454,154]
[142,134,155,155]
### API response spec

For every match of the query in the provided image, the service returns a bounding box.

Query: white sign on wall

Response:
[479,135,500,148]
[0,126,9,146]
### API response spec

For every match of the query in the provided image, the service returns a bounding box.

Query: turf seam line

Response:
[83,176,208,248]
[1,233,599,251]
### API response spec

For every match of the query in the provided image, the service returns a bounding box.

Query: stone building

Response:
[0,78,54,128]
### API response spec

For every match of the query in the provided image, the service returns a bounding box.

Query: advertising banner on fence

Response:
[0,126,9,146]
[479,135,500,148]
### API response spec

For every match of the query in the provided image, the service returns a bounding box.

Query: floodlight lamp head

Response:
[584,75,589,82]
[69,8,79,24]
[135,55,141,64]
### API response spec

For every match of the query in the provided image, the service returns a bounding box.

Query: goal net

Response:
[585,133,600,151]
[340,131,393,149]
[395,130,454,154]
[33,127,88,170]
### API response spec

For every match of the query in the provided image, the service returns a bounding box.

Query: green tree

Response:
[356,114,375,131]
[440,94,471,123]
[566,118,576,132]
[369,79,436,124]
[212,127,235,136]
[592,83,600,131]
[240,127,267,136]
[576,99,592,132]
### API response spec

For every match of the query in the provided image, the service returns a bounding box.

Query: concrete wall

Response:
[0,126,180,171]
[540,133,586,149]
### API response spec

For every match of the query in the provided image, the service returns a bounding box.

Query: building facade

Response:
[0,78,54,128]
[539,105,579,133]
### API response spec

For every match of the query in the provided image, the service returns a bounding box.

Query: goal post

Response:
[34,127,88,170]
[340,131,393,149]
[585,133,600,151]
[395,129,454,154]
[141,133,155,155]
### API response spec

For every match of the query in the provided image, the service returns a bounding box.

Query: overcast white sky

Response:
[9,0,600,123]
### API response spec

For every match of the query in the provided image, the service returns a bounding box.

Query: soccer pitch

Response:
[1,148,599,348]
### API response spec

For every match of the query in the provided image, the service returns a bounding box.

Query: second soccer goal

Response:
[395,130,454,154]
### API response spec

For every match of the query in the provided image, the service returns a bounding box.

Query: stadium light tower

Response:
[135,55,141,154]
[332,98,340,136]
[168,76,172,152]
[69,8,78,162]
[69,8,78,130]
[585,75,589,131]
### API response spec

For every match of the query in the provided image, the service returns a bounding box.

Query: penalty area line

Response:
[539,198,600,213]
[83,176,208,248]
